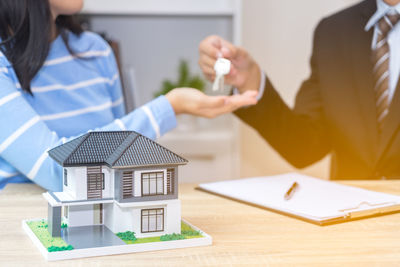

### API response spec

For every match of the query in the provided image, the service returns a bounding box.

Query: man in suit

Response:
[198,0,400,179]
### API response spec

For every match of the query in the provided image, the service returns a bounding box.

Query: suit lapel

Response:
[376,82,400,159]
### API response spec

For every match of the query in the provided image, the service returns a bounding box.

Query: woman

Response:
[0,0,257,191]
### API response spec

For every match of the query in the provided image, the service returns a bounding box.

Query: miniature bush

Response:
[160,233,185,241]
[117,231,137,241]
[61,223,68,228]
[47,245,74,252]
[36,220,48,228]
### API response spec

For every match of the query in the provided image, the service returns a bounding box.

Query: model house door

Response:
[93,203,103,224]
[87,166,103,199]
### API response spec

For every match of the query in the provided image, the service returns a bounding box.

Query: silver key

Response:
[212,58,231,91]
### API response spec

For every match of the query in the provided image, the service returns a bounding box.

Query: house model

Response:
[45,131,187,239]
[23,131,211,260]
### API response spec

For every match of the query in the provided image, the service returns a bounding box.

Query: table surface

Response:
[1,181,400,266]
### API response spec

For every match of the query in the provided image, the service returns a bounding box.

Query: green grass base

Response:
[27,219,203,249]
[180,221,203,239]
[118,221,204,244]
[26,220,73,252]
[126,236,161,244]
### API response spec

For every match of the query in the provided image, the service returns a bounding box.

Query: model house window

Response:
[142,172,164,196]
[122,171,133,199]
[141,208,164,233]
[64,169,68,187]
[102,173,105,190]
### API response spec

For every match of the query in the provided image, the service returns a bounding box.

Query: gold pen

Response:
[284,182,299,200]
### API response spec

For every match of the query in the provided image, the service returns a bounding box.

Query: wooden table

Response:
[1,181,400,266]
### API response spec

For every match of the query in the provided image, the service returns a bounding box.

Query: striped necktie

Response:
[372,13,400,132]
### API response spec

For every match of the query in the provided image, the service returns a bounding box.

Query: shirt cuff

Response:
[144,95,177,137]
[233,68,266,101]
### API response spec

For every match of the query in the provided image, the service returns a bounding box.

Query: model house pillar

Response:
[48,204,61,237]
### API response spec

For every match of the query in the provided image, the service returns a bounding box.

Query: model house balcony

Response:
[43,191,114,206]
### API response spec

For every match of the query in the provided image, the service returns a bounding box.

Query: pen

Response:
[284,182,299,200]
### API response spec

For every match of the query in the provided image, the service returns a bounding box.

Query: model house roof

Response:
[48,131,188,168]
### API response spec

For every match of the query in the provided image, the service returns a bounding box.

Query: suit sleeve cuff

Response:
[232,67,266,101]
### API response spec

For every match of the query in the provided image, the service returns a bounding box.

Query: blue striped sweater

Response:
[0,31,176,191]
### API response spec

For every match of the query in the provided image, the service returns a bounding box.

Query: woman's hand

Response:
[166,88,258,118]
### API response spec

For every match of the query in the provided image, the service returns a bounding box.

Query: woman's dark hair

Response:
[0,0,83,94]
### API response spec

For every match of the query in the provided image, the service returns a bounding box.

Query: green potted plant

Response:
[155,60,206,131]
[154,60,205,98]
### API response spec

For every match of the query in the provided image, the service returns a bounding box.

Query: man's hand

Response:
[166,88,258,118]
[198,35,261,93]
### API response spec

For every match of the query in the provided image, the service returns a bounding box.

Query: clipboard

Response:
[197,173,400,225]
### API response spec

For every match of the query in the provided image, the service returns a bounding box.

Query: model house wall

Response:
[63,165,179,230]
[62,167,84,199]
[62,165,175,202]
[62,166,115,200]
[67,205,95,227]
[104,199,181,238]
[47,131,187,238]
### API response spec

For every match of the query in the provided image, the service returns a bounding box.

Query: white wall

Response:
[82,0,361,181]
[89,15,233,108]
[63,167,86,199]
[62,168,74,197]
[68,205,94,227]
[105,200,181,237]
[63,166,114,200]
[102,167,114,198]
[239,0,361,179]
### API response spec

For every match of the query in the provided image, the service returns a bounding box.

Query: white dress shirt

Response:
[232,65,265,100]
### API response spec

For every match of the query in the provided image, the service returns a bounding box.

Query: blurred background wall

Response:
[239,0,360,180]
[83,0,362,182]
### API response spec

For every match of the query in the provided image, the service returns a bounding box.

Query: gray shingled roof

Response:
[48,131,188,168]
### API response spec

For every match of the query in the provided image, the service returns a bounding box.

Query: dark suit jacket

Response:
[235,0,400,180]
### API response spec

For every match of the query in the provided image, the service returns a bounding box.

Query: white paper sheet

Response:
[198,173,400,223]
